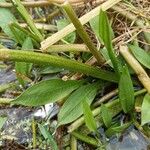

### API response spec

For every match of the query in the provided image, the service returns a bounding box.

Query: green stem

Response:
[0,83,15,93]
[45,44,89,53]
[11,22,40,43]
[62,1,104,65]
[70,135,77,150]
[71,131,99,147]
[0,49,118,82]
[32,118,37,149]
[68,88,146,132]
[12,0,43,41]
[0,98,13,104]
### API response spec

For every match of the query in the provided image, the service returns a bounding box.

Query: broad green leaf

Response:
[0,0,16,37]
[105,122,132,137]
[99,10,121,76]
[141,93,150,125]
[15,37,33,86]
[82,100,97,132]
[58,82,100,126]
[12,79,82,106]
[119,66,134,113]
[56,18,76,43]
[101,104,112,128]
[0,116,7,130]
[129,44,150,69]
[38,124,58,150]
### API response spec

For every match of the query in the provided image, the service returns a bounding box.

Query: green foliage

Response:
[82,100,97,132]
[58,82,100,126]
[141,93,150,125]
[12,79,82,106]
[15,37,33,86]
[99,10,121,76]
[105,122,132,137]
[129,44,150,69]
[119,66,134,113]
[0,0,16,37]
[0,116,7,130]
[56,18,76,43]
[101,104,112,128]
[38,124,58,150]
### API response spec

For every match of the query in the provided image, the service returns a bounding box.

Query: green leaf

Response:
[0,0,16,37]
[38,124,58,150]
[0,116,7,130]
[119,65,134,113]
[56,18,76,43]
[90,15,114,42]
[82,100,97,132]
[105,122,132,137]
[58,82,100,126]
[12,79,82,106]
[15,37,33,86]
[99,10,121,76]
[129,44,150,69]
[141,93,150,125]
[101,104,112,128]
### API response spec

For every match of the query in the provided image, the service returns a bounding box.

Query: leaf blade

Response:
[82,100,97,132]
[101,104,112,128]
[12,79,82,106]
[119,66,134,113]
[129,44,150,69]
[58,83,100,126]
[141,93,150,125]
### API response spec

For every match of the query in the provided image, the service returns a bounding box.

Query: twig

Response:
[93,89,118,107]
[120,45,150,93]
[41,0,122,50]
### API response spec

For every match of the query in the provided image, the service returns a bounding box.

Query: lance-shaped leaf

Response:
[119,66,134,113]
[12,79,82,106]
[129,44,150,69]
[99,10,121,76]
[141,93,150,125]
[101,104,112,128]
[58,82,100,126]
[82,100,97,132]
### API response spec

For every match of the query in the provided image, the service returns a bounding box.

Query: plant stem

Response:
[120,45,150,93]
[20,23,57,32]
[41,0,121,49]
[0,83,15,93]
[68,88,146,132]
[32,118,37,149]
[70,135,77,150]
[0,49,118,82]
[71,131,99,147]
[93,88,118,107]
[44,44,89,53]
[62,1,104,65]
[11,22,40,42]
[12,0,43,41]
[0,98,13,104]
